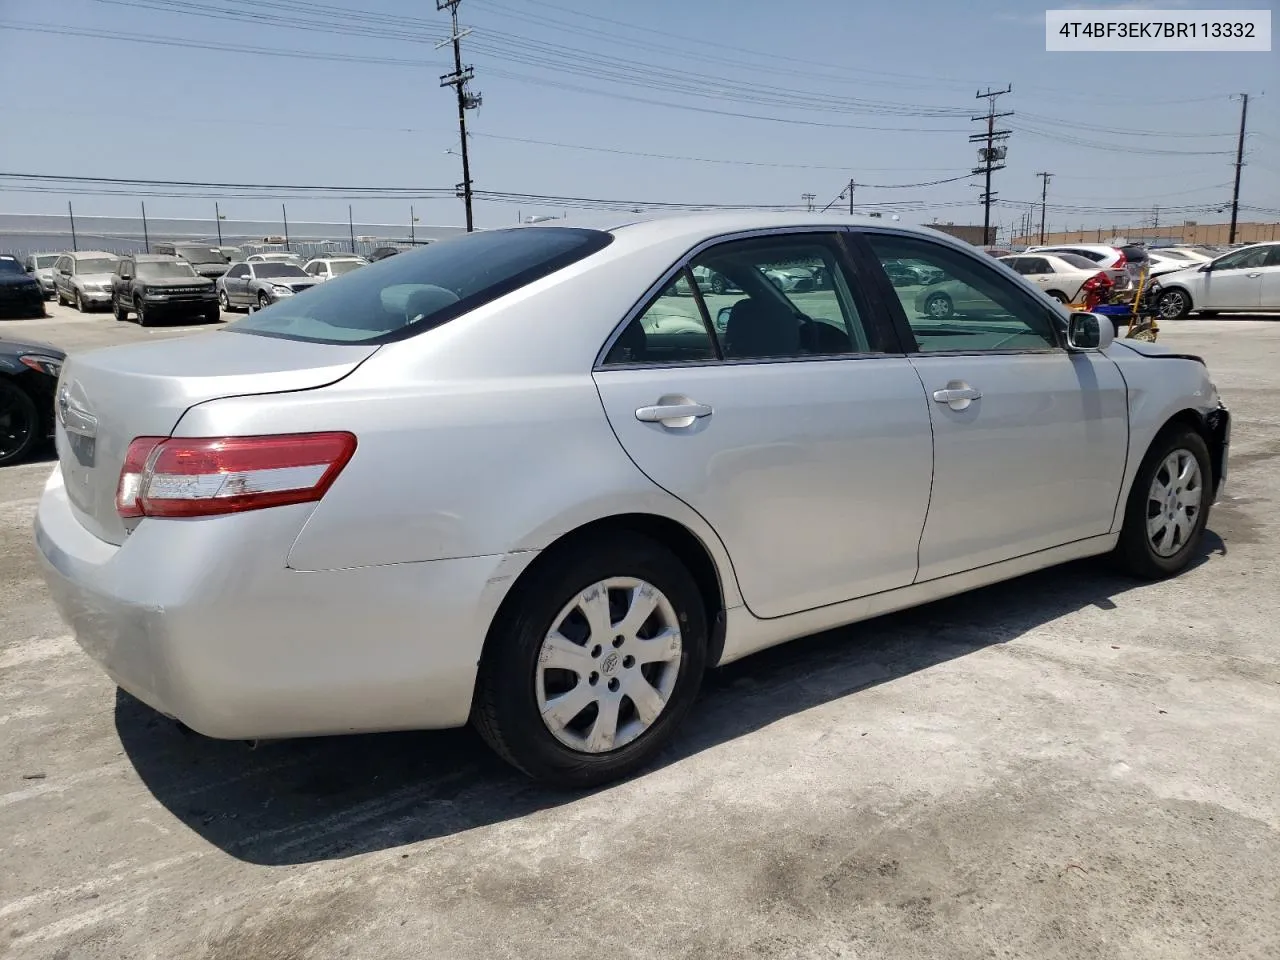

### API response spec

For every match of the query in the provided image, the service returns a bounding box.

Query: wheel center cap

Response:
[600,651,620,676]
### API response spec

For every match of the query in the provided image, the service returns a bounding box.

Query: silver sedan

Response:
[35,213,1229,787]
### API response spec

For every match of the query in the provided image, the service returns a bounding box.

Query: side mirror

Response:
[1067,312,1114,351]
[716,305,732,333]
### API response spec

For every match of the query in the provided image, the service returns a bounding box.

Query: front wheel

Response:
[924,293,954,319]
[472,533,708,787]
[710,274,726,295]
[1046,290,1069,304]
[1156,288,1192,319]
[203,305,220,324]
[135,299,150,327]
[257,292,270,311]
[0,379,40,467]
[1114,427,1212,579]
[218,289,233,312]
[74,290,85,313]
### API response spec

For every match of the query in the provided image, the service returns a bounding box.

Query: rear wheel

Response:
[710,274,726,295]
[1114,426,1211,579]
[0,379,39,467]
[473,533,708,788]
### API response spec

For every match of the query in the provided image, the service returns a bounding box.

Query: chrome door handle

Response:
[932,382,982,411]
[635,401,713,427]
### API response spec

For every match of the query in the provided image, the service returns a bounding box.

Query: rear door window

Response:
[228,228,613,344]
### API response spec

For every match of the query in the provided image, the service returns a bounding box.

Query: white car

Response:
[303,256,369,282]
[246,252,305,267]
[997,252,1114,304]
[34,213,1230,787]
[1154,247,1213,265]
[1151,241,1280,318]
[1024,244,1135,290]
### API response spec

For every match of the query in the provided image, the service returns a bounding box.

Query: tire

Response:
[1046,290,1069,304]
[218,289,233,312]
[1198,310,1220,318]
[55,288,66,307]
[1156,287,1192,320]
[710,274,726,295]
[113,297,129,321]
[924,293,954,319]
[0,379,40,468]
[135,298,150,327]
[472,533,709,788]
[204,305,220,324]
[75,290,85,313]
[258,292,270,311]
[1113,426,1212,579]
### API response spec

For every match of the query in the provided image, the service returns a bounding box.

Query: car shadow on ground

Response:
[117,532,1226,866]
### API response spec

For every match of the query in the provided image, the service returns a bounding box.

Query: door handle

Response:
[635,400,712,428]
[1247,272,1262,278]
[932,382,982,411]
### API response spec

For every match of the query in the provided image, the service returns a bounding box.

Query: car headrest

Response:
[725,297,800,358]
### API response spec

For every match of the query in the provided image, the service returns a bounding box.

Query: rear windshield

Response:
[228,227,613,344]
[1120,245,1148,262]
[175,246,229,265]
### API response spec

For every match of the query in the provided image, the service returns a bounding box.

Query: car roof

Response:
[131,253,184,261]
[67,250,118,259]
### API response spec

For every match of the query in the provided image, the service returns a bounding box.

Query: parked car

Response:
[303,256,369,282]
[216,261,320,311]
[0,255,47,318]
[367,246,404,262]
[1152,247,1212,265]
[22,253,62,299]
[998,252,1115,304]
[672,264,737,296]
[0,332,63,466]
[246,252,306,268]
[52,251,120,312]
[1024,244,1134,290]
[110,254,220,326]
[1149,241,1280,318]
[218,246,245,262]
[1144,250,1200,278]
[883,258,943,287]
[152,242,231,281]
[34,214,1229,788]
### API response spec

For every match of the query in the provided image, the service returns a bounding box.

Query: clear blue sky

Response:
[0,0,1276,234]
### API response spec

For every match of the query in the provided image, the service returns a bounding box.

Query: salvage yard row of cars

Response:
[27,212,1233,788]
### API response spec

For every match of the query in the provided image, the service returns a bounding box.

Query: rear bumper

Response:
[34,466,525,739]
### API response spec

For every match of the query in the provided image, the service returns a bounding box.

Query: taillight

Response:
[115,432,356,519]
[1112,250,1128,269]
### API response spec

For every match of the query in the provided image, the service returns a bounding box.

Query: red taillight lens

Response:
[115,432,356,519]
[116,437,165,518]
[1112,250,1127,269]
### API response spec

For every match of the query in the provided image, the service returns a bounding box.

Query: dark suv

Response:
[152,242,231,281]
[111,255,220,326]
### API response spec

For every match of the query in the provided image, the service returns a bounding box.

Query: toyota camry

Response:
[35,213,1230,787]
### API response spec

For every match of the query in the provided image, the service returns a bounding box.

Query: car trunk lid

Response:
[55,330,377,545]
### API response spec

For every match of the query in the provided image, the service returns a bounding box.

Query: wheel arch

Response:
[1158,406,1226,494]
[481,512,731,670]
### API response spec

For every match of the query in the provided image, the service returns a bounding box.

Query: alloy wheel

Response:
[1146,448,1202,557]
[1157,290,1187,319]
[0,382,36,465]
[926,294,953,319]
[535,577,683,754]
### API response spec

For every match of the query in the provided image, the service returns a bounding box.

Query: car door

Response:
[858,231,1129,582]
[226,264,250,304]
[54,256,71,299]
[1200,246,1269,310]
[1260,245,1280,309]
[114,259,132,306]
[593,230,934,619]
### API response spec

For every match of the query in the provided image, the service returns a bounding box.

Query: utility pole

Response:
[438,0,482,232]
[348,205,356,254]
[1035,171,1052,244]
[1229,93,1249,244]
[410,205,419,244]
[847,179,855,215]
[215,201,224,245]
[141,201,150,253]
[801,193,816,212]
[971,85,1012,246]
[1152,204,1160,237]
[282,203,290,251]
[68,201,78,252]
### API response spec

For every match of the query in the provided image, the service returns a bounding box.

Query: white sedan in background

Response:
[998,252,1115,304]
[303,256,369,282]
[1151,241,1280,318]
[36,213,1229,787]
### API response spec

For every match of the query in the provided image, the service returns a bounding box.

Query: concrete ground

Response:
[2,303,1278,960]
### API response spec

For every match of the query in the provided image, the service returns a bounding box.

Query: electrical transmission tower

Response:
[437,0,482,231]
[801,193,816,212]
[971,86,1012,246]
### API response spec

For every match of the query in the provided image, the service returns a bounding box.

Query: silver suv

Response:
[52,251,121,312]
